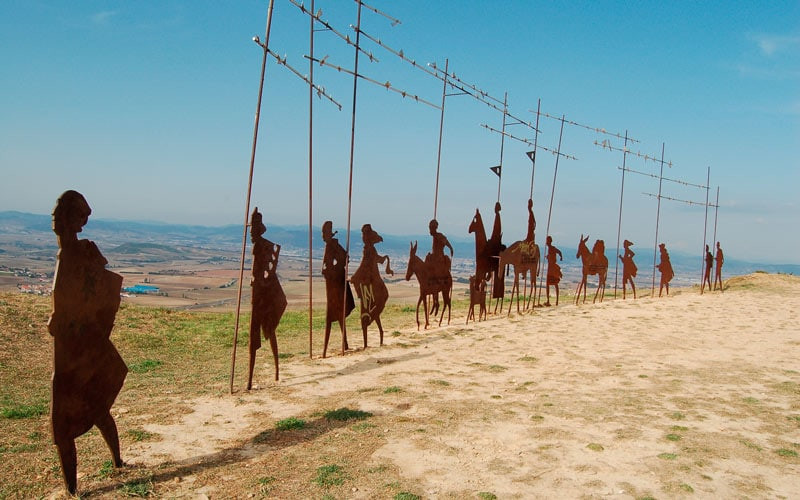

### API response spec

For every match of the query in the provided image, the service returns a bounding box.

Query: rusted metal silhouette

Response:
[713,241,724,292]
[424,219,454,319]
[575,235,608,304]
[247,208,286,389]
[350,224,394,348]
[657,243,675,296]
[498,240,539,315]
[702,244,713,292]
[49,190,127,495]
[321,221,355,358]
[405,239,452,329]
[487,202,506,311]
[469,209,491,284]
[619,239,638,299]
[466,275,487,323]
[498,200,539,315]
[544,235,563,306]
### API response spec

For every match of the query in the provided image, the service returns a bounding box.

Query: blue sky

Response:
[1,1,798,263]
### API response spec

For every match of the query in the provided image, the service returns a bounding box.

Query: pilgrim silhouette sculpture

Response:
[658,242,675,297]
[49,190,127,495]
[350,224,393,348]
[247,208,286,389]
[544,235,563,306]
[321,221,355,358]
[619,239,638,299]
[714,241,724,292]
[702,244,713,292]
[487,202,506,313]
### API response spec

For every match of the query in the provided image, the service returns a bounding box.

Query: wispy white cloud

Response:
[91,10,118,26]
[748,33,800,57]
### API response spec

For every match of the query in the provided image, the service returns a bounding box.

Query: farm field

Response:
[1,273,799,498]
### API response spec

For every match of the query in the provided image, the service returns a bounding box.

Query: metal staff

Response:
[342,0,364,357]
[651,143,666,297]
[613,131,631,299]
[433,59,448,220]
[230,0,276,394]
[701,166,710,294]
[307,0,316,357]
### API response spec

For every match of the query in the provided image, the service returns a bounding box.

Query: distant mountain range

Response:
[2,211,797,279]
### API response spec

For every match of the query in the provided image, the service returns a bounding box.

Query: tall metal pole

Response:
[529,99,541,200]
[544,115,566,252]
[700,166,710,294]
[613,131,630,299]
[433,58,448,220]
[711,186,720,285]
[651,142,666,296]
[497,92,508,203]
[230,0,276,394]
[342,0,363,356]
[307,0,315,357]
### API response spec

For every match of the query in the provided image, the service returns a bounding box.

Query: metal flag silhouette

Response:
[350,224,394,347]
[619,239,638,299]
[49,190,127,495]
[247,208,287,389]
[321,221,355,357]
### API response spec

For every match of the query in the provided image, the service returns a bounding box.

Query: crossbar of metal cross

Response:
[537,111,639,143]
[642,192,718,208]
[428,63,536,131]
[594,140,670,166]
[265,48,343,110]
[618,166,707,190]
[481,123,579,160]
[305,55,441,109]
[356,0,402,26]
[287,0,380,63]
[353,26,440,79]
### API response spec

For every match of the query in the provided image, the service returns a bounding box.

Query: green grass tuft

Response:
[118,476,153,497]
[324,407,373,421]
[658,453,678,460]
[586,443,604,452]
[478,493,498,500]
[314,464,348,487]
[126,429,154,442]
[275,417,306,431]
[776,448,798,458]
[1,402,47,419]
[394,493,421,500]
[128,359,163,373]
[384,386,403,394]
[666,433,682,441]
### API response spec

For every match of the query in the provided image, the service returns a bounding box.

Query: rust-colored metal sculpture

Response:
[544,235,563,306]
[247,208,286,389]
[498,240,539,315]
[657,242,674,297]
[49,190,127,495]
[350,224,393,348]
[713,241,724,292]
[619,239,638,299]
[469,209,491,284]
[466,275,487,323]
[321,221,355,358]
[405,236,452,329]
[575,235,608,304]
[487,202,506,310]
[498,201,539,315]
[702,244,713,292]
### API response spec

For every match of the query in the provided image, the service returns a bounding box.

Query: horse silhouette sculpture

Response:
[575,235,608,304]
[468,209,492,283]
[405,241,452,329]
[497,240,540,315]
